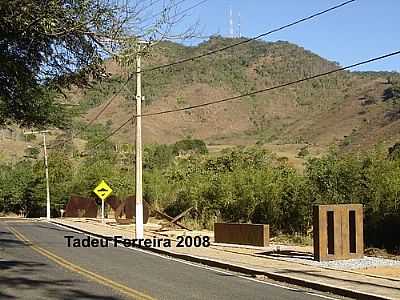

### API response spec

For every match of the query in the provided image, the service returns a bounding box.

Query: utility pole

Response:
[135,41,148,239]
[24,130,51,220]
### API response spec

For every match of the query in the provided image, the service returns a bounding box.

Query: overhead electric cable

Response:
[140,0,200,25]
[82,49,400,153]
[68,0,210,131]
[86,117,134,152]
[89,0,356,125]
[142,0,356,73]
[142,51,400,117]
[136,0,164,19]
[57,0,355,149]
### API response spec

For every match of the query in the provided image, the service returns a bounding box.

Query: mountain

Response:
[2,37,400,166]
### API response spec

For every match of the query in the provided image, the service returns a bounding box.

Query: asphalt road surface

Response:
[0,220,340,300]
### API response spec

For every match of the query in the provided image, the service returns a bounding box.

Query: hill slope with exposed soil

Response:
[3,37,400,164]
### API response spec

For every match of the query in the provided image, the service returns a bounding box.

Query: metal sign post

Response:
[101,199,105,223]
[93,180,113,224]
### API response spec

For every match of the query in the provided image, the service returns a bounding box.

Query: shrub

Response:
[172,138,208,155]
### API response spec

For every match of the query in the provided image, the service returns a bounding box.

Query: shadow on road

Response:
[0,237,27,249]
[0,260,45,271]
[0,291,15,299]
[0,260,123,299]
[0,225,123,299]
[47,289,126,300]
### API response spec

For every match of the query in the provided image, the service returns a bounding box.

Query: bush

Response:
[1,138,400,251]
[384,84,400,101]
[305,149,400,251]
[172,138,208,155]
[144,144,174,170]
[297,146,309,158]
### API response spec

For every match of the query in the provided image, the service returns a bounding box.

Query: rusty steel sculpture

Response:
[313,204,364,261]
[214,223,270,247]
[114,196,150,225]
[65,195,196,231]
[64,195,98,218]
[64,194,150,224]
[106,195,122,212]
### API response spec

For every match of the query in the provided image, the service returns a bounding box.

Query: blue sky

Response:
[149,0,400,72]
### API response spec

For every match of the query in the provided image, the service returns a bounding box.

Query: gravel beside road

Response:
[267,252,400,270]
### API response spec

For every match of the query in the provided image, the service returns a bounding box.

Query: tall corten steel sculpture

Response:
[313,204,364,261]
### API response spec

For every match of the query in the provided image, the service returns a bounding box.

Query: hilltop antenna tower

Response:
[238,12,241,38]
[229,7,234,37]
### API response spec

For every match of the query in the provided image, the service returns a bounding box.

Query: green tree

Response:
[0,0,124,126]
[0,160,41,216]
[384,84,400,101]
[172,138,208,155]
[144,144,174,170]
[0,0,194,126]
[34,150,74,215]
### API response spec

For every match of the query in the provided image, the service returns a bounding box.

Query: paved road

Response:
[0,220,338,300]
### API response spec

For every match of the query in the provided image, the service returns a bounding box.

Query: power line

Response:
[59,0,355,149]
[136,0,165,20]
[140,0,202,25]
[142,51,400,117]
[172,0,209,19]
[48,75,134,150]
[83,117,134,153]
[82,49,400,153]
[86,0,355,124]
[142,0,355,73]
[54,0,210,148]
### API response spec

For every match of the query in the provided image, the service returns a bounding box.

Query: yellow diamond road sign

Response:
[93,180,112,201]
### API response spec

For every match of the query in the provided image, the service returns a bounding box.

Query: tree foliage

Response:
[1,140,400,251]
[384,83,400,101]
[0,0,197,126]
[1,0,117,126]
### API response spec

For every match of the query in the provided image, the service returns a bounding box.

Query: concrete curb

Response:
[72,221,400,283]
[50,220,395,300]
[247,251,400,283]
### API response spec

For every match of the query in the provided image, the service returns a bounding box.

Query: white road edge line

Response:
[48,221,340,300]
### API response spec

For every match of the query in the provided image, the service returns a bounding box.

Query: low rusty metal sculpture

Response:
[105,195,122,213]
[214,223,269,247]
[113,196,150,225]
[64,195,98,218]
[156,206,193,231]
[65,195,193,230]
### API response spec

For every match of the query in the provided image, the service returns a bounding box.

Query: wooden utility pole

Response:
[24,130,51,220]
